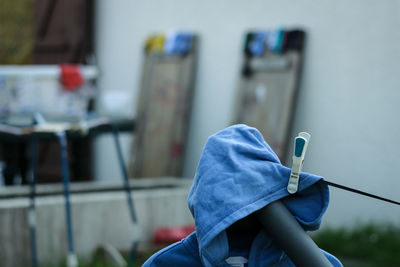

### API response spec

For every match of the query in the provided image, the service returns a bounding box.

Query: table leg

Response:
[28,137,38,267]
[112,126,138,266]
[57,131,78,267]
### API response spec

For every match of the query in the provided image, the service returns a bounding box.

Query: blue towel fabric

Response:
[164,31,194,55]
[143,124,343,266]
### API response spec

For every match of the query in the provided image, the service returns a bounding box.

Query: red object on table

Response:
[153,224,195,245]
[59,64,84,91]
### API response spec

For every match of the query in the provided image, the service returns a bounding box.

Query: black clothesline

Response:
[322,180,400,206]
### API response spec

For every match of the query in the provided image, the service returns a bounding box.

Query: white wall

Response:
[95,0,400,227]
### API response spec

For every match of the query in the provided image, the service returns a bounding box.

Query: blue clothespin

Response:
[164,31,194,55]
[164,31,178,55]
[266,29,284,53]
[287,132,311,194]
[249,31,267,56]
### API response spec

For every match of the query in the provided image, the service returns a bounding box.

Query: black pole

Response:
[255,200,332,267]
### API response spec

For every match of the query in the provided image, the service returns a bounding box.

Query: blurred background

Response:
[0,0,399,266]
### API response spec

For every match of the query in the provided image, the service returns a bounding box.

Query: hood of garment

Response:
[187,124,337,266]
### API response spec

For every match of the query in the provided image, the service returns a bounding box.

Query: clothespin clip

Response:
[287,132,311,194]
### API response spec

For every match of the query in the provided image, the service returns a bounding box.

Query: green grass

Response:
[43,246,162,267]
[120,247,162,267]
[313,223,400,267]
[48,224,400,266]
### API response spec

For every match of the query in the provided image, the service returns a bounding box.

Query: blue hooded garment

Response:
[143,124,343,266]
